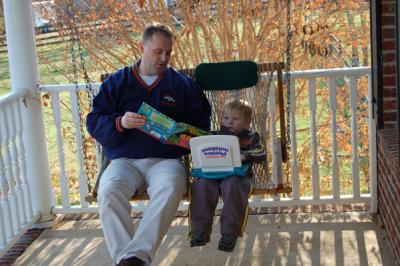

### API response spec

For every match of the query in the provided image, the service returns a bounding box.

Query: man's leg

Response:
[118,159,186,264]
[97,158,145,265]
[189,178,219,237]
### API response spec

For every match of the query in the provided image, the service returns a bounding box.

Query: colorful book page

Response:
[137,102,177,143]
[137,102,210,149]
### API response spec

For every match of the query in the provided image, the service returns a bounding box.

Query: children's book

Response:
[137,102,210,149]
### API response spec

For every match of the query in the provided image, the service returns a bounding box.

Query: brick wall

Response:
[376,0,400,264]
[377,129,400,265]
[380,0,397,127]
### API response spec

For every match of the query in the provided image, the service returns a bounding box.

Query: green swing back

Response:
[85,60,291,203]
[194,60,259,90]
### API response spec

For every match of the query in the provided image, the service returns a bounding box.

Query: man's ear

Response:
[139,42,144,53]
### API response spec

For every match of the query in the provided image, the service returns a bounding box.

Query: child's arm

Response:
[241,132,266,163]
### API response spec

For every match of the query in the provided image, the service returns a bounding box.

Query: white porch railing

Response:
[0,66,376,255]
[0,90,40,256]
[38,66,376,214]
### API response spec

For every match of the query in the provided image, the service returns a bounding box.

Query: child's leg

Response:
[189,178,220,236]
[219,176,252,236]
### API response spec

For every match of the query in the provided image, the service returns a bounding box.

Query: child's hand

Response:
[240,154,245,161]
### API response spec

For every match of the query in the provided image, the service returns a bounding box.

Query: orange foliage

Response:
[34,0,371,198]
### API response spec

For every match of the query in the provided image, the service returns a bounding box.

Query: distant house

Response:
[32,0,55,33]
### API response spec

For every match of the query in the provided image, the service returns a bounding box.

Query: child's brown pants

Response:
[189,176,252,237]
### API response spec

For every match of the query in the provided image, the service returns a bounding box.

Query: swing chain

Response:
[284,0,292,186]
[285,0,292,151]
[67,1,96,194]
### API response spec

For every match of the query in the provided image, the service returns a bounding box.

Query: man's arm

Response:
[86,75,129,149]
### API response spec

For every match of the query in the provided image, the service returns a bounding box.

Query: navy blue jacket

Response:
[86,63,211,160]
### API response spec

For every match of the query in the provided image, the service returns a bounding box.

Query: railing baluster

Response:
[14,98,33,219]
[37,67,374,213]
[268,81,278,188]
[367,73,377,213]
[92,89,102,178]
[0,212,5,246]
[329,77,340,198]
[51,92,71,208]
[349,76,360,198]
[6,103,27,225]
[95,144,102,176]
[308,78,320,199]
[290,79,300,200]
[0,144,9,244]
[0,106,19,235]
[0,92,42,254]
[70,92,89,208]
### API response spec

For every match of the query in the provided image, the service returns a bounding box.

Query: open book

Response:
[137,102,210,149]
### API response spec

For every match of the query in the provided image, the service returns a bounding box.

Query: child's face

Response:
[222,109,250,134]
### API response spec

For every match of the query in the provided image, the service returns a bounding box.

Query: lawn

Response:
[0,41,104,96]
[0,51,10,95]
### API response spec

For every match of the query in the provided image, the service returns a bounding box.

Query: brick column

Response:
[377,129,400,264]
[375,0,400,264]
[381,0,397,127]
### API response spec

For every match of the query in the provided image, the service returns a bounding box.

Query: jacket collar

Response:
[131,59,165,92]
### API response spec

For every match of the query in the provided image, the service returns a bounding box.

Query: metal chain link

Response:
[67,1,95,194]
[285,0,292,184]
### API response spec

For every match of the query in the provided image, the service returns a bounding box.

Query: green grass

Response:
[0,42,109,96]
[0,44,68,95]
[0,52,10,95]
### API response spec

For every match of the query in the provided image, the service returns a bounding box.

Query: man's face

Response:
[222,110,250,134]
[140,32,173,76]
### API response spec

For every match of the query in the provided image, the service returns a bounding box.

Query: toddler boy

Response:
[189,99,265,252]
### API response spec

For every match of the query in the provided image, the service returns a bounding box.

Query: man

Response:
[87,24,211,266]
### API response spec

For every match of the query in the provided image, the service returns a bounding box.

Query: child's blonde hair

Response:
[222,99,252,123]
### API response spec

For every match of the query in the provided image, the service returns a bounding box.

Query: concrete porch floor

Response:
[12,211,395,266]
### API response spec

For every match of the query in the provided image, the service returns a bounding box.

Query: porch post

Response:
[3,0,54,221]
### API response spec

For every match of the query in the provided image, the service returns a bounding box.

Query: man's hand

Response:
[121,112,146,129]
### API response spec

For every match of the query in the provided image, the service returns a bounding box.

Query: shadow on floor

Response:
[13,212,394,266]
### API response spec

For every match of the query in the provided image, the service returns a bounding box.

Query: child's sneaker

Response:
[190,231,210,247]
[218,233,238,252]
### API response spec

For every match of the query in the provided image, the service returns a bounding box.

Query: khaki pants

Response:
[98,158,187,265]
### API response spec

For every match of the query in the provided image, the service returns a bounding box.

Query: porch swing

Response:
[65,2,294,203]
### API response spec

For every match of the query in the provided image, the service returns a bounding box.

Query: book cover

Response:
[138,102,210,149]
[137,102,177,143]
